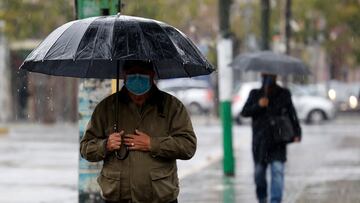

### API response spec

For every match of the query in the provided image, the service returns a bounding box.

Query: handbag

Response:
[270,115,295,143]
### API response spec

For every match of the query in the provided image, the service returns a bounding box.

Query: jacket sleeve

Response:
[241,89,266,117]
[286,90,302,138]
[80,104,108,162]
[150,100,197,160]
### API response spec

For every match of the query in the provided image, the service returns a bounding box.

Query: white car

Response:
[289,84,336,124]
[232,82,336,125]
[157,78,214,115]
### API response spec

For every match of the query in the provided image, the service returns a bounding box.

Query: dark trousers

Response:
[105,199,178,203]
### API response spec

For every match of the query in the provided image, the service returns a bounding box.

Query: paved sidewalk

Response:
[179,117,360,203]
[0,114,359,203]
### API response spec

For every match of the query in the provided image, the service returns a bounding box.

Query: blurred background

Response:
[1,0,360,123]
[0,0,360,203]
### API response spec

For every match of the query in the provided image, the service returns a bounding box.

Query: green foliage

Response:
[0,0,74,41]
[123,0,216,33]
[122,0,218,65]
[292,0,360,65]
[2,0,359,69]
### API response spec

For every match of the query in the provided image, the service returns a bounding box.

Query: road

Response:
[0,114,359,203]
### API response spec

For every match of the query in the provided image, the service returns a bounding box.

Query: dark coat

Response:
[241,84,301,163]
[80,86,196,203]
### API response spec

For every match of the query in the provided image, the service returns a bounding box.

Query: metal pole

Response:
[283,0,291,85]
[261,0,270,50]
[285,0,292,55]
[114,61,119,132]
[77,1,123,202]
[218,0,235,176]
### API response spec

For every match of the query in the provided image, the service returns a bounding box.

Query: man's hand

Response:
[258,97,269,107]
[293,136,301,143]
[106,131,124,151]
[124,129,151,152]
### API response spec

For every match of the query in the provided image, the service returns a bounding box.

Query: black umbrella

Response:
[20,14,214,79]
[230,51,310,75]
[20,14,214,160]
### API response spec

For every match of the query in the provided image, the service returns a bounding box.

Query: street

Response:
[0,113,359,203]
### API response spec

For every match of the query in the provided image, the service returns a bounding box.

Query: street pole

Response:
[261,0,270,50]
[76,1,121,202]
[218,0,235,176]
[285,0,292,55]
[284,0,291,85]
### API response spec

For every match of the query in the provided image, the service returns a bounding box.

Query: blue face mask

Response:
[125,74,152,95]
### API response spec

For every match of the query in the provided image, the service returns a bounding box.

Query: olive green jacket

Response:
[80,86,196,203]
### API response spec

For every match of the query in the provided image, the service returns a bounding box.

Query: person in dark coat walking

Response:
[241,74,301,203]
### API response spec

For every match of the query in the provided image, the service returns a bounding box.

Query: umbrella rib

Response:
[110,15,117,60]
[136,20,155,59]
[158,24,184,63]
[153,62,161,79]
[157,24,193,78]
[42,21,77,61]
[73,17,100,61]
[136,22,165,59]
[90,25,101,62]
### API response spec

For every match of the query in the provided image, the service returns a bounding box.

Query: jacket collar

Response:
[117,85,166,116]
[260,83,281,97]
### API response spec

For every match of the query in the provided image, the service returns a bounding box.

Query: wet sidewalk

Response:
[179,116,360,203]
[0,114,359,202]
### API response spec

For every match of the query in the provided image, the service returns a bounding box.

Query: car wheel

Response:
[306,110,326,124]
[188,103,203,115]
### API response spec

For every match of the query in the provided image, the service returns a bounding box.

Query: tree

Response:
[0,0,74,41]
[123,0,218,40]
[292,0,360,80]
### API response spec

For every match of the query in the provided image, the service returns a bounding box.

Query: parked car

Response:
[298,81,360,112]
[232,82,336,125]
[288,84,336,124]
[326,81,360,112]
[157,78,214,115]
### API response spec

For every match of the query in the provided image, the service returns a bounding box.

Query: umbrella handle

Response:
[115,144,129,160]
[264,84,269,97]
[114,60,129,160]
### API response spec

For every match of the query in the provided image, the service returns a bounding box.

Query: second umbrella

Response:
[230,51,310,76]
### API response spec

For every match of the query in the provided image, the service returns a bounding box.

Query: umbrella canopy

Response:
[20,14,214,79]
[230,51,310,75]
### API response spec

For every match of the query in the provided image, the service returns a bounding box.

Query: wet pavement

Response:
[0,114,359,202]
[179,113,360,203]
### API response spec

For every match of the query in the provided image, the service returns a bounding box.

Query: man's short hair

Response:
[123,60,154,71]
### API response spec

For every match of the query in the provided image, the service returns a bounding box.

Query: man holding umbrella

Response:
[241,73,301,203]
[20,14,214,203]
[79,60,196,203]
[230,51,309,203]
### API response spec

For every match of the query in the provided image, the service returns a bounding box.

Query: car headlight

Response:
[328,89,336,101]
[349,95,358,109]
